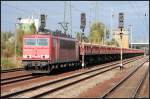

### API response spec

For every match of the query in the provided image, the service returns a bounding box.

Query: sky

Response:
[1,1,149,43]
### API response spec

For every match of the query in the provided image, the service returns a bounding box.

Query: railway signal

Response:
[80,13,86,68]
[80,13,86,32]
[112,12,125,70]
[118,12,124,28]
[118,12,124,70]
[39,14,47,32]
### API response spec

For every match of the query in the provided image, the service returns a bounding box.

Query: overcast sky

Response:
[1,1,149,43]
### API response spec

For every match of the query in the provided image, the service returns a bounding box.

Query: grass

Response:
[1,56,22,70]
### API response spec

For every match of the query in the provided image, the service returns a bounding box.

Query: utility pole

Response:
[144,47,146,56]
[15,17,22,68]
[58,1,69,34]
[129,25,132,49]
[15,23,17,65]
[95,1,99,23]
[111,8,114,36]
[89,8,92,44]
[69,1,72,35]
[101,24,105,45]
[103,25,106,45]
[64,1,67,24]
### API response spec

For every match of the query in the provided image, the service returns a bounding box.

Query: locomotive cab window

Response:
[24,38,36,46]
[37,38,48,46]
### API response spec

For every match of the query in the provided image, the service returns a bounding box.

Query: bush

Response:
[1,58,18,70]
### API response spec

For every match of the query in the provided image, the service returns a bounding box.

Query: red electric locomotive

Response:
[22,31,79,73]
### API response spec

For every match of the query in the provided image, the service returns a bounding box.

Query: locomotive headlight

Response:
[23,55,27,58]
[41,55,49,59]
[45,55,49,58]
[23,55,31,59]
[23,55,31,58]
[41,55,43,58]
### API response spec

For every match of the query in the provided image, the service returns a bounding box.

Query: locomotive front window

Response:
[24,38,36,46]
[37,38,48,46]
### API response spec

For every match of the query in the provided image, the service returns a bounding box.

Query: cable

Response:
[135,1,149,30]
[128,1,148,31]
[2,3,27,13]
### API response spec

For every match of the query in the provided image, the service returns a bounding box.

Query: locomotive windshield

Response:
[24,38,36,46]
[24,38,48,46]
[37,38,48,46]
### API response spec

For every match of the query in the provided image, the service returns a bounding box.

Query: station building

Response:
[112,29,129,49]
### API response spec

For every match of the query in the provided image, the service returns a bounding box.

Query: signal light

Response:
[80,13,86,29]
[39,14,46,31]
[118,12,124,28]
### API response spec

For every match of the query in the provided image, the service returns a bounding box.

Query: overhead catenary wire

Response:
[134,1,149,31]
[134,1,148,30]
[2,2,100,28]
[2,2,148,38]
[2,3,39,17]
[128,1,148,32]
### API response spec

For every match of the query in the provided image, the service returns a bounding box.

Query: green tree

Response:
[76,32,89,43]
[82,35,89,43]
[106,38,119,47]
[3,41,15,58]
[15,22,36,56]
[76,32,81,41]
[1,32,15,58]
[16,29,24,56]
[28,22,36,34]
[89,22,109,44]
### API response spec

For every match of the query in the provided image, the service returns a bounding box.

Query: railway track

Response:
[135,71,149,98]
[1,74,44,85]
[100,57,149,98]
[1,56,145,98]
[132,66,149,98]
[1,68,23,73]
[1,74,32,81]
[1,56,142,86]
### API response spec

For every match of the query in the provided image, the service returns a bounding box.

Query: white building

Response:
[17,17,39,32]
